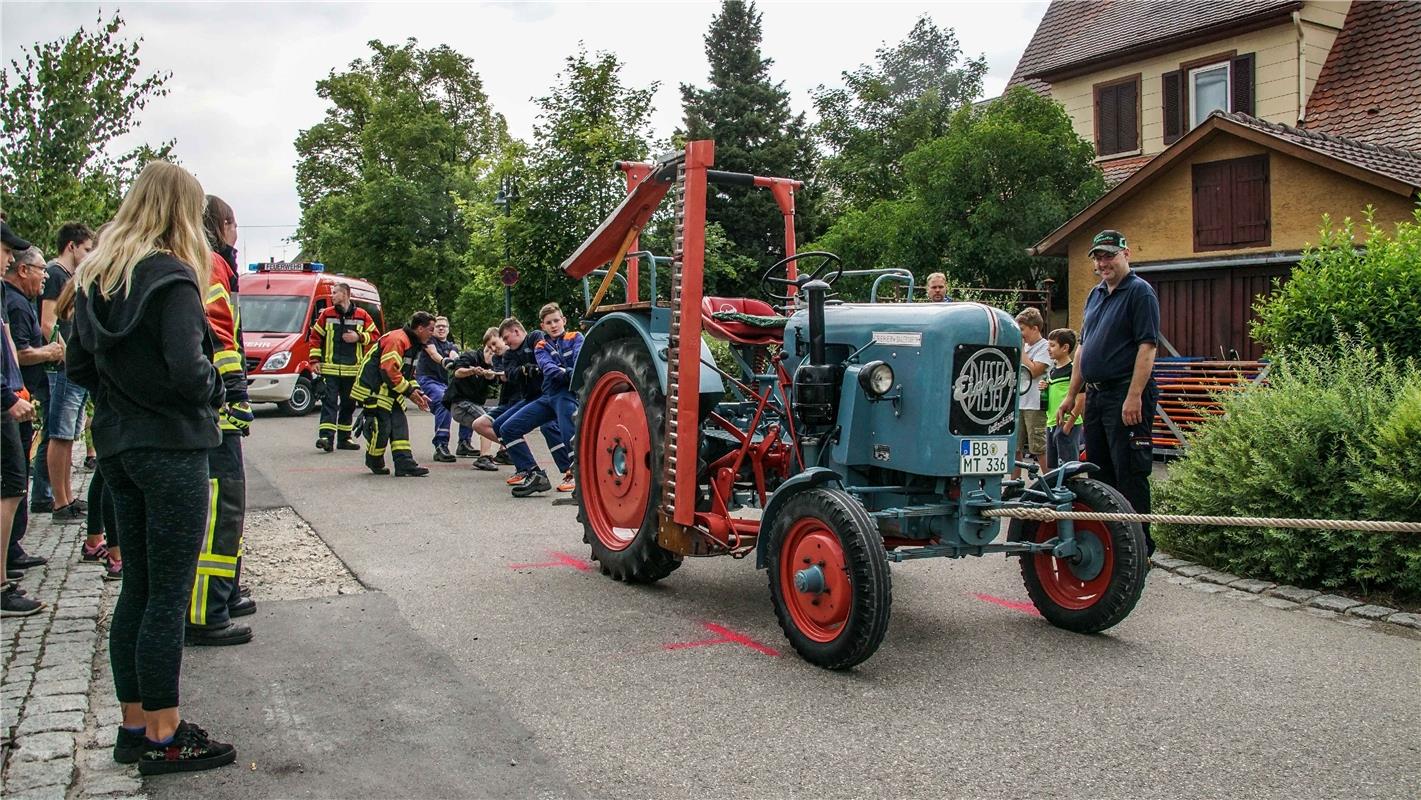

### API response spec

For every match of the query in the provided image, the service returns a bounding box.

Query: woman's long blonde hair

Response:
[77,161,211,299]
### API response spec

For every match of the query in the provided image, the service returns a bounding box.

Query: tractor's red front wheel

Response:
[767,488,891,670]
[1018,477,1147,632]
[575,338,680,583]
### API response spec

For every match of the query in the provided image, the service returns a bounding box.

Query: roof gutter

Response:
[1130,251,1304,273]
[1294,10,1307,126]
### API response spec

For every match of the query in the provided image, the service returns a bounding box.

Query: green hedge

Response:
[1252,207,1421,361]
[1155,344,1421,598]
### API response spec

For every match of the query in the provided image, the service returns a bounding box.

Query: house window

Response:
[1189,63,1231,127]
[1192,154,1270,251]
[1093,74,1140,157]
[1164,53,1254,144]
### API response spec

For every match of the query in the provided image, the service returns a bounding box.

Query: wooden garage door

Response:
[1145,263,1291,360]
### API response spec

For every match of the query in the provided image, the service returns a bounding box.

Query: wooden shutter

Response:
[1097,85,1119,155]
[1231,53,1255,116]
[1192,161,1231,249]
[1117,80,1139,151]
[1163,70,1184,144]
[1230,155,1270,246]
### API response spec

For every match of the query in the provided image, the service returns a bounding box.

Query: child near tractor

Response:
[499,303,583,497]
[1042,328,1086,470]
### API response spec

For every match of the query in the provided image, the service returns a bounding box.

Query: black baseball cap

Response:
[1088,229,1127,256]
[1,221,31,251]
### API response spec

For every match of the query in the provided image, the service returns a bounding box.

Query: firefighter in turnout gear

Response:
[187,196,257,646]
[351,312,435,476]
[309,282,378,451]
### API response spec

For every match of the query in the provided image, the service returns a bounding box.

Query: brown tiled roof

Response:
[1219,111,1421,188]
[1303,0,1421,151]
[1098,154,1155,187]
[1008,0,1299,86]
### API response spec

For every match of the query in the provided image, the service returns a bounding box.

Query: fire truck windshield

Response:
[241,295,310,334]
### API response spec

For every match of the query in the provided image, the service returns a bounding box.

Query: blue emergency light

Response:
[248,261,325,273]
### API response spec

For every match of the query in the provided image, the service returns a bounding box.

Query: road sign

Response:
[501,266,520,287]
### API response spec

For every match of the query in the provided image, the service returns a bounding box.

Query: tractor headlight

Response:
[858,360,895,397]
[1017,364,1032,395]
[263,351,291,372]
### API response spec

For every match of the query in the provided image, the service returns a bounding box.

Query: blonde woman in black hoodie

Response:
[66,161,237,775]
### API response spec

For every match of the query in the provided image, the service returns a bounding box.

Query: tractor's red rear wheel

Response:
[575,338,680,583]
[1017,477,1147,632]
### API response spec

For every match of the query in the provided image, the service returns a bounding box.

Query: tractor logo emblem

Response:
[952,348,1014,426]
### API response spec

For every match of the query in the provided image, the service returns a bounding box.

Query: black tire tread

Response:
[575,338,681,584]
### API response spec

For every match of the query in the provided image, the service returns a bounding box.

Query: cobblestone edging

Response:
[0,500,146,800]
[1151,551,1421,635]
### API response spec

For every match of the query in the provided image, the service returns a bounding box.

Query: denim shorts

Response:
[45,371,88,441]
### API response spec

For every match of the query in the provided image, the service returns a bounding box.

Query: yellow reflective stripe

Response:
[380,350,400,364]
[206,284,229,303]
[202,553,239,565]
[189,574,209,626]
[203,478,219,555]
[319,422,338,432]
[392,378,411,395]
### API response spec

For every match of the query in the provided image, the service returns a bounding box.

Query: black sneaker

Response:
[455,442,477,458]
[394,463,430,477]
[511,470,552,497]
[138,720,236,775]
[316,437,333,452]
[52,503,86,525]
[114,726,147,764]
[1,586,44,617]
[30,498,53,514]
[471,455,498,472]
[432,445,456,463]
[10,552,47,569]
[493,450,513,465]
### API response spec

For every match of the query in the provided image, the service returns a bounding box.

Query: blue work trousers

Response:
[497,393,576,474]
[417,377,471,449]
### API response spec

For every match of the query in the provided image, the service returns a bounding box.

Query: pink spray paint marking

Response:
[509,551,594,572]
[663,622,780,657]
[974,593,1042,617]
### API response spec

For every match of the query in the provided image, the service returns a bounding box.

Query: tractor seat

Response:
[701,296,787,346]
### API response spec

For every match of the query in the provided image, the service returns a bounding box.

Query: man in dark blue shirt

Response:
[1056,229,1161,553]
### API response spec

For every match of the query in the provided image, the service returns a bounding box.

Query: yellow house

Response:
[1011,0,1421,358]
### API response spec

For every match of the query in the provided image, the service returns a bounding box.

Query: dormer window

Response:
[1164,53,1254,144]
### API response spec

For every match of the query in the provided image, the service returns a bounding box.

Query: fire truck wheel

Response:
[767,488,891,670]
[279,376,316,416]
[576,338,681,584]
[1017,477,1148,633]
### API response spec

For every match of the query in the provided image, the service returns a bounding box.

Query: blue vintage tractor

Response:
[563,141,1148,669]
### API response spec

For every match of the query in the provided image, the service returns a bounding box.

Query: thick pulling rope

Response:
[980,507,1421,534]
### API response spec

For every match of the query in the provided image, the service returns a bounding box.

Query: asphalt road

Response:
[161,408,1420,800]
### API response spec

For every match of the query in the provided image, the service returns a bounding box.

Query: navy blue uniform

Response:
[499,331,582,476]
[1079,270,1160,552]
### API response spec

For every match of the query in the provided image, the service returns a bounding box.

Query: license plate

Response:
[960,438,1010,475]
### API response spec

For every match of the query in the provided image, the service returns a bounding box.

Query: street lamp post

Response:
[493,176,519,319]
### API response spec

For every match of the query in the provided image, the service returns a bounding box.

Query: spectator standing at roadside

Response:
[1015,307,1051,469]
[1056,229,1161,554]
[1041,328,1085,471]
[308,283,377,452]
[186,194,256,646]
[66,161,237,773]
[37,221,95,525]
[924,272,953,303]
[415,315,464,463]
[2,221,45,618]
[3,246,60,573]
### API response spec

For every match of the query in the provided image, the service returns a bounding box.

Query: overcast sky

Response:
[2,1,1047,262]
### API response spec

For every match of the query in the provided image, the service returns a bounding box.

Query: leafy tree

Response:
[460,48,656,328]
[0,13,172,249]
[295,39,508,325]
[1252,207,1421,361]
[680,0,821,274]
[813,16,987,212]
[811,87,1104,292]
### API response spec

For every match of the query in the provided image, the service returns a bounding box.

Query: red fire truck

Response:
[240,261,384,415]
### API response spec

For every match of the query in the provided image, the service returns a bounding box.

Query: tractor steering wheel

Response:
[760,251,844,302]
